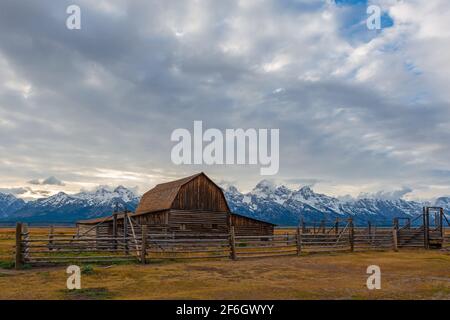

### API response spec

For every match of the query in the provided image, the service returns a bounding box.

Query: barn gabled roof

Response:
[135,172,229,215]
[230,212,276,226]
[77,211,129,225]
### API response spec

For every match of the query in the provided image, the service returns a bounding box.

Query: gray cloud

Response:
[27,177,65,186]
[42,176,65,186]
[0,186,52,197]
[0,0,450,199]
[0,187,28,195]
[285,178,325,188]
[358,187,414,201]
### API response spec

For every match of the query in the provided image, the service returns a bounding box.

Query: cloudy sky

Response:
[1,0,450,200]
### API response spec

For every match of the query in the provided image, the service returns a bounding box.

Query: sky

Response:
[1,0,450,201]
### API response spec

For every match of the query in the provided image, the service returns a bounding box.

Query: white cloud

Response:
[0,0,450,199]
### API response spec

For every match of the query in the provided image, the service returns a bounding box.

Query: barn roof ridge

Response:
[149,172,203,191]
[135,172,221,215]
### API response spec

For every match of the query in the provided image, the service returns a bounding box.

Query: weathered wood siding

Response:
[231,214,274,236]
[132,211,169,233]
[168,209,229,233]
[171,175,229,212]
[76,223,112,237]
[76,224,97,237]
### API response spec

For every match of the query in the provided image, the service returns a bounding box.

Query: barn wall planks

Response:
[231,214,274,236]
[168,210,228,233]
[171,174,229,212]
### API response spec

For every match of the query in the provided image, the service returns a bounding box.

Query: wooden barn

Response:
[76,172,275,237]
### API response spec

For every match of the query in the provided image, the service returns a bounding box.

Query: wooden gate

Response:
[395,207,449,249]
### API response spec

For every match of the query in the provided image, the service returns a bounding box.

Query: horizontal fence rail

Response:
[9,222,450,268]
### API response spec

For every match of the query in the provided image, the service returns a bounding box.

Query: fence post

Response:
[124,212,129,255]
[335,219,339,235]
[296,227,302,256]
[112,213,118,250]
[22,224,29,262]
[48,225,54,251]
[15,222,23,269]
[392,228,398,252]
[349,218,354,252]
[393,218,399,231]
[368,221,374,245]
[140,225,147,264]
[229,226,237,260]
[425,207,430,249]
[422,207,428,249]
[95,225,100,250]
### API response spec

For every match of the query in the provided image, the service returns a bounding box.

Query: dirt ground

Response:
[1,227,449,300]
[0,250,449,300]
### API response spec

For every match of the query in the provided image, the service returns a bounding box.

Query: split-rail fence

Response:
[12,212,450,269]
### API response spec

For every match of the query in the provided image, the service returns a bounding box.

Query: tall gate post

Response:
[349,218,354,252]
[123,212,129,255]
[140,225,147,264]
[112,213,118,250]
[392,228,398,252]
[424,207,430,249]
[48,225,54,251]
[296,226,302,256]
[392,218,399,251]
[229,226,237,260]
[15,222,23,269]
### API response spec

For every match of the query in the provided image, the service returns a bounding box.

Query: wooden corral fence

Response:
[10,219,390,268]
[13,208,450,268]
[14,223,138,268]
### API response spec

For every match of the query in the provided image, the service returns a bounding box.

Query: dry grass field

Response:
[0,227,449,300]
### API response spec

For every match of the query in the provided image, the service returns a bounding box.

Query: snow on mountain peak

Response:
[275,185,291,194]
[39,192,73,206]
[74,185,138,203]
[297,186,315,199]
[114,185,128,192]
[224,185,240,194]
[252,180,276,198]
[0,192,19,205]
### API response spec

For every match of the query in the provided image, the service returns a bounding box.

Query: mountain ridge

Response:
[0,182,447,225]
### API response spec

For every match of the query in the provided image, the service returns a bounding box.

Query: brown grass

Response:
[0,227,449,300]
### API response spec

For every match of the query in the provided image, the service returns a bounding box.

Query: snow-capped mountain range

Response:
[0,186,140,223]
[224,180,431,225]
[0,181,448,225]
